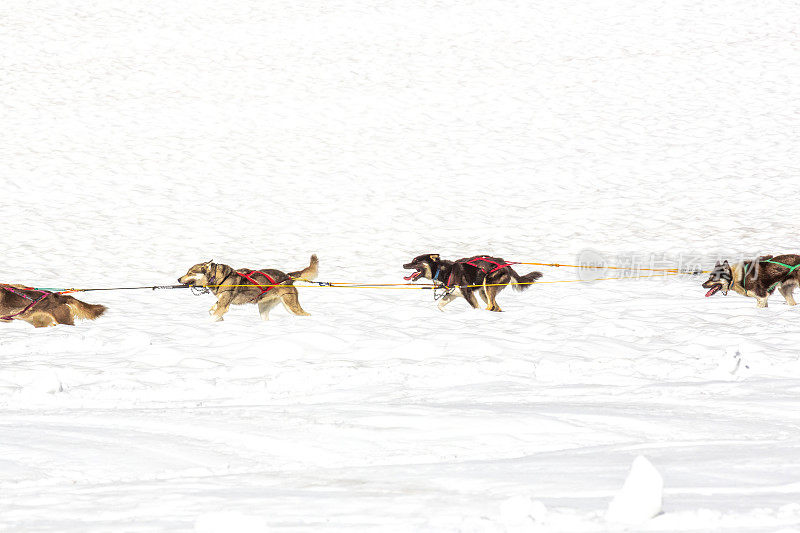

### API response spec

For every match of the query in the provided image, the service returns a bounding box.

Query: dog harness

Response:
[742,259,800,292]
[446,256,518,287]
[0,286,52,321]
[459,256,519,274]
[237,270,280,300]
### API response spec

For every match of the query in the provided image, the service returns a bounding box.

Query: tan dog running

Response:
[179,255,318,321]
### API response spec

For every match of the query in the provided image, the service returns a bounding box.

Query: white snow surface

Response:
[606,455,664,525]
[2,1,800,531]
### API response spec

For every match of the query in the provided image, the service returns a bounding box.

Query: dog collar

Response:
[213,270,235,288]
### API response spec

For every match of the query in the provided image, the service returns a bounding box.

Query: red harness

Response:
[0,286,52,321]
[237,270,279,299]
[447,256,518,287]
[460,256,518,274]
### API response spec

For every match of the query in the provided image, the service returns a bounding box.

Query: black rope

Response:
[56,284,190,293]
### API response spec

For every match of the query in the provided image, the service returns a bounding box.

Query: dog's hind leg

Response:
[280,288,310,316]
[779,280,798,306]
[480,278,493,310]
[257,298,281,321]
[478,274,506,312]
[478,288,489,306]
[52,306,76,325]
[22,312,59,328]
[486,284,504,312]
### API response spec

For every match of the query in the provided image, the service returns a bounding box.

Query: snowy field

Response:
[2,1,800,531]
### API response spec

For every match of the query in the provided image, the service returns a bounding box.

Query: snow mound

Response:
[606,455,664,525]
[500,496,548,529]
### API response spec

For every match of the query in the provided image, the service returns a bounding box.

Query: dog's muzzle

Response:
[403,264,422,281]
[702,278,729,297]
[703,283,722,297]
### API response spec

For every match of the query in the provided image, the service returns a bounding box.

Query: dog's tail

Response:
[288,254,319,281]
[508,268,543,292]
[64,296,107,321]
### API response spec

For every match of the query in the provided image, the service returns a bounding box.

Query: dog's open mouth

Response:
[705,284,721,297]
[404,270,422,281]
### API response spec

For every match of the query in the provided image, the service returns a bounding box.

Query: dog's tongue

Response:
[404,272,420,281]
[705,286,719,297]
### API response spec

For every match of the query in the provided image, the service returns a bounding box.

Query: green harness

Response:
[742,259,800,292]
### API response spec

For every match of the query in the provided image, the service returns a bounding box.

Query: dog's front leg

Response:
[462,288,481,309]
[210,293,232,322]
[755,294,769,308]
[437,292,458,311]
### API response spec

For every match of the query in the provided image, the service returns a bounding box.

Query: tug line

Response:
[36,268,689,294]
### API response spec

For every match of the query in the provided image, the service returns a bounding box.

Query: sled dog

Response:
[702,254,800,308]
[402,254,542,311]
[179,255,318,321]
[0,284,107,327]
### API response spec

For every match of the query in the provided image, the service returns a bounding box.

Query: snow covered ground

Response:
[2,0,800,531]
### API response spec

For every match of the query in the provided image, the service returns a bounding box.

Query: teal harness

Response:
[742,259,800,292]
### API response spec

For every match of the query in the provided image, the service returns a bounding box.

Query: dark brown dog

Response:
[0,284,107,327]
[403,254,542,311]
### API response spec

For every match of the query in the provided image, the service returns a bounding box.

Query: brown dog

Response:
[0,284,107,327]
[702,254,800,308]
[179,255,318,321]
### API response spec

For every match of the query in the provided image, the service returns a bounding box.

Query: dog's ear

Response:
[429,254,440,261]
[723,260,729,266]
